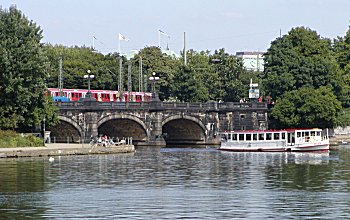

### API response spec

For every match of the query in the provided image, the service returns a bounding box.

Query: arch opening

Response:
[98,119,148,145]
[162,118,206,145]
[48,120,81,143]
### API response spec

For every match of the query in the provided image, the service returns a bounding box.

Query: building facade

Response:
[236,51,265,72]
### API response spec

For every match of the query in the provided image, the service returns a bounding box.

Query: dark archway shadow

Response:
[98,119,148,145]
[163,119,206,145]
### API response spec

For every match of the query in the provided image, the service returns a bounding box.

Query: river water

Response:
[0,146,350,219]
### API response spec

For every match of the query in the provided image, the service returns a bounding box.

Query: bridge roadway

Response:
[51,100,268,146]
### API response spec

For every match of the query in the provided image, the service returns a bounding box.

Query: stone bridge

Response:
[49,100,268,146]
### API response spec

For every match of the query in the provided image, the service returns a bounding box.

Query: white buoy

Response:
[49,157,54,162]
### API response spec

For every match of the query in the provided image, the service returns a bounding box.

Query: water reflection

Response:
[0,147,350,219]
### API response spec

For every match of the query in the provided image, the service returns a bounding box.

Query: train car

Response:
[47,88,152,102]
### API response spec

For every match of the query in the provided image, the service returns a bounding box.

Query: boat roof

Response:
[222,128,323,134]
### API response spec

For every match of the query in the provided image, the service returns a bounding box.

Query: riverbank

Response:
[0,143,135,158]
[330,135,350,145]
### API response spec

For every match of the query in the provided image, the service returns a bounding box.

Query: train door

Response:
[135,95,142,102]
[123,93,128,102]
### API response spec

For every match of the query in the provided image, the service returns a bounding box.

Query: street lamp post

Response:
[43,117,46,145]
[149,72,160,101]
[84,70,95,99]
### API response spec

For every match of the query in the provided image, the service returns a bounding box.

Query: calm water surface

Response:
[1,146,350,219]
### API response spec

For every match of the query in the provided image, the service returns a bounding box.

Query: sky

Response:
[2,0,350,55]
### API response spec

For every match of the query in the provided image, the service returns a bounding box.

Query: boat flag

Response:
[119,33,130,41]
[158,29,170,38]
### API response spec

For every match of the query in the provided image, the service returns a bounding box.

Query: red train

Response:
[48,88,153,102]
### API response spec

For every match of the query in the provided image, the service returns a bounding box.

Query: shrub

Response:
[0,130,43,148]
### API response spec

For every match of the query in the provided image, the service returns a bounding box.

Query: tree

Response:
[262,27,342,100]
[209,49,247,102]
[172,50,211,102]
[134,47,180,100]
[0,6,57,131]
[333,27,350,107]
[45,45,120,91]
[270,87,341,129]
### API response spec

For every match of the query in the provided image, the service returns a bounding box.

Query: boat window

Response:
[311,131,315,136]
[273,133,280,140]
[282,132,286,140]
[221,134,227,141]
[228,134,231,140]
[253,133,257,141]
[246,134,252,141]
[297,132,301,138]
[232,134,237,141]
[258,133,264,140]
[266,133,272,140]
[305,131,309,137]
[239,134,244,141]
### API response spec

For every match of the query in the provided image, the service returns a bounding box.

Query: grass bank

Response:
[0,130,43,148]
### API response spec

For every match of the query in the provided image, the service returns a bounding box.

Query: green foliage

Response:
[262,27,341,100]
[333,28,350,107]
[335,108,350,127]
[172,48,247,102]
[45,45,120,91]
[172,50,211,102]
[0,6,57,131]
[132,46,181,100]
[0,130,43,147]
[270,87,341,129]
[209,49,247,102]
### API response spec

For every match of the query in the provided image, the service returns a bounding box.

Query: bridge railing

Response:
[54,101,267,111]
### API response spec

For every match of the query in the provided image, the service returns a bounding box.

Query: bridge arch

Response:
[97,113,150,145]
[48,115,83,143]
[162,114,207,145]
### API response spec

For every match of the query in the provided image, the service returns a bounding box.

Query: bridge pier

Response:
[148,111,166,146]
[84,112,98,142]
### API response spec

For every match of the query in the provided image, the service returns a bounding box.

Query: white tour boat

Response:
[219,128,329,152]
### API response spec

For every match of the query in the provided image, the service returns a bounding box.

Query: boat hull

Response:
[219,140,289,152]
[219,128,330,153]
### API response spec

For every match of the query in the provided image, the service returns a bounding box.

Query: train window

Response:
[258,133,264,140]
[246,134,252,141]
[273,133,280,140]
[232,134,237,141]
[266,133,272,140]
[253,133,257,141]
[282,132,286,139]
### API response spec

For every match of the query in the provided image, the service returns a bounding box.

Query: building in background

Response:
[236,51,265,72]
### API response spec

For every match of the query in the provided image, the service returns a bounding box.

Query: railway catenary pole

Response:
[118,57,123,101]
[128,61,132,102]
[59,56,63,96]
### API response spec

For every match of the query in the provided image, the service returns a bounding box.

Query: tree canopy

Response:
[262,27,341,100]
[270,87,341,129]
[0,6,57,131]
